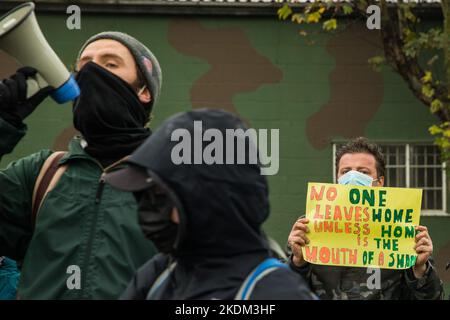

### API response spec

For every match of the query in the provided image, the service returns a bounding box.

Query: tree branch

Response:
[379,0,450,122]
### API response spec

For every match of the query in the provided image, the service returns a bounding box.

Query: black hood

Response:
[129,109,270,260]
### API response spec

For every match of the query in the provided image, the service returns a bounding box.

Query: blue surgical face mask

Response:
[338,170,375,186]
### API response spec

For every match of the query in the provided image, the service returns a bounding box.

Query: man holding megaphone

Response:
[0,24,163,298]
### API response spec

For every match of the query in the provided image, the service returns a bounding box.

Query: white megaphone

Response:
[0,2,79,103]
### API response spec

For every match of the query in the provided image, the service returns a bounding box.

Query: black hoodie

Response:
[120,109,314,300]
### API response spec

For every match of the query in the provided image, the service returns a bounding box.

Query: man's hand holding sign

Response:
[291,216,433,278]
[413,225,433,278]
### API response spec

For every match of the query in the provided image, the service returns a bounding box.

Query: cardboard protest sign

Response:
[301,183,422,269]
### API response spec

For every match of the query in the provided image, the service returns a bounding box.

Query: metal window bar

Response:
[382,145,406,188]
[434,155,437,209]
[443,161,447,212]
[410,145,445,211]
[396,146,400,186]
[425,147,428,206]
[332,143,336,183]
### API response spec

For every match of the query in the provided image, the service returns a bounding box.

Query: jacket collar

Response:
[59,136,93,164]
[58,136,129,172]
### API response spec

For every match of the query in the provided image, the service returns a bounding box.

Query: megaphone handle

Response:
[26,73,49,99]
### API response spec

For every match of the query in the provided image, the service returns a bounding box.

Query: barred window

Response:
[333,143,447,215]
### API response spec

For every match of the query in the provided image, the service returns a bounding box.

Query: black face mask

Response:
[73,62,151,163]
[135,188,179,254]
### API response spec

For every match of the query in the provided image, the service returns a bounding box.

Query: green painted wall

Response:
[0,12,449,295]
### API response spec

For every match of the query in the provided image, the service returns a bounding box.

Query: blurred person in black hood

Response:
[105,108,315,300]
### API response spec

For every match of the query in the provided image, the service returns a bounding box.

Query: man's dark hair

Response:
[335,137,386,178]
[133,68,147,91]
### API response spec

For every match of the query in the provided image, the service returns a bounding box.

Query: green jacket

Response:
[0,118,157,299]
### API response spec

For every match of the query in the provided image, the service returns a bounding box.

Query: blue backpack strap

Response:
[146,262,177,300]
[235,258,288,300]
[0,257,20,300]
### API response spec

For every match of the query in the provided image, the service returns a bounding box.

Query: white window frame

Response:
[332,142,448,216]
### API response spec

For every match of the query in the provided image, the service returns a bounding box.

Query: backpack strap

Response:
[146,262,177,300]
[145,258,287,300]
[235,258,288,300]
[31,151,68,228]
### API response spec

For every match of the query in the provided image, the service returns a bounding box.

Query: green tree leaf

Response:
[323,19,337,31]
[430,99,443,113]
[422,84,435,98]
[342,4,354,15]
[292,13,305,24]
[403,6,417,22]
[277,4,293,20]
[307,12,322,24]
[368,55,386,71]
[444,129,450,138]
[429,124,443,135]
[435,137,450,149]
[421,71,433,84]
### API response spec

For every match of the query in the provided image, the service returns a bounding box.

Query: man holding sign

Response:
[288,137,443,299]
